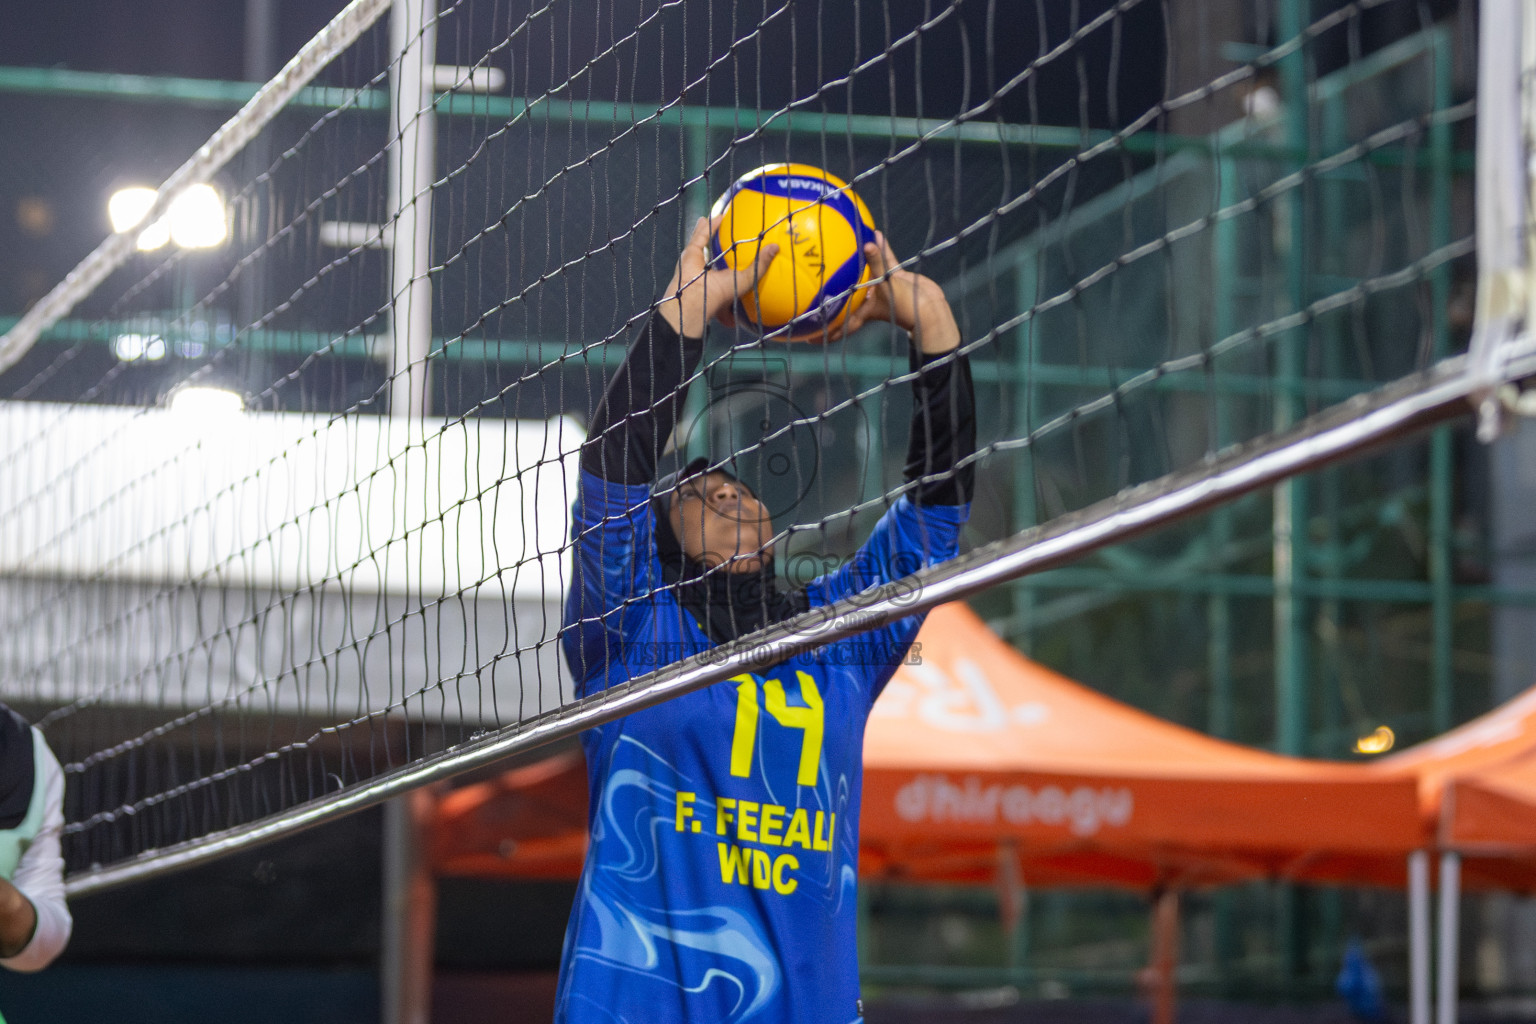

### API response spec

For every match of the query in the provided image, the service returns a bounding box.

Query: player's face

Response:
[668,472,774,573]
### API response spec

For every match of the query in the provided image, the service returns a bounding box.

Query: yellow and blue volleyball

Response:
[710,164,877,342]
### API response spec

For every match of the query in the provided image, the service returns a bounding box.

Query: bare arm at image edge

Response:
[0,738,70,972]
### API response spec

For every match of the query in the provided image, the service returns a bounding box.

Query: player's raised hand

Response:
[836,232,960,354]
[657,216,779,339]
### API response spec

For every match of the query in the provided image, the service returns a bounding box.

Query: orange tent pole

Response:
[1139,888,1179,1024]
[995,841,1027,969]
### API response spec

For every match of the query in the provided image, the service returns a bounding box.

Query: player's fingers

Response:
[732,242,779,294]
[832,280,878,339]
[862,239,889,279]
[877,231,901,269]
[685,216,711,253]
[864,243,901,310]
[860,237,884,271]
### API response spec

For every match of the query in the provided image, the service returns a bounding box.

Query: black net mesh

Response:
[0,0,1479,877]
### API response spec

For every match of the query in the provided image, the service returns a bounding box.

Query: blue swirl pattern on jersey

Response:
[557,469,965,1023]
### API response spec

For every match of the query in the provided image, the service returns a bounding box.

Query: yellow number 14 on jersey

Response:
[728,672,824,786]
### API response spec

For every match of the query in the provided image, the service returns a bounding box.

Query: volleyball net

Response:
[0,0,1527,892]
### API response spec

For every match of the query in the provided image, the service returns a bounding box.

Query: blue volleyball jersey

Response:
[557,469,966,1024]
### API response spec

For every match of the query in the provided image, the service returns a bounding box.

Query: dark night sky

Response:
[0,0,336,81]
[0,0,1168,128]
[0,0,1457,130]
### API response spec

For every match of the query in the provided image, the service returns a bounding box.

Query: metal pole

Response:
[1436,851,1461,1024]
[1011,261,1040,653]
[1274,0,1311,761]
[1428,29,1456,733]
[238,0,279,374]
[382,788,438,1024]
[389,0,436,419]
[1208,156,1239,742]
[384,2,438,1018]
[244,0,278,80]
[1274,0,1313,984]
[1316,44,1348,762]
[1207,154,1240,991]
[0,61,1442,159]
[1409,850,1431,1024]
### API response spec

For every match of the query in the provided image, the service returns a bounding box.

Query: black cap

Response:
[652,455,741,501]
[651,455,753,576]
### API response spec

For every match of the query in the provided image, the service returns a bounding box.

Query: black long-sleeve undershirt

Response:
[904,347,976,506]
[581,314,703,486]
[581,312,975,505]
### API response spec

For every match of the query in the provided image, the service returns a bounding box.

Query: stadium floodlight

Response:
[167,184,228,249]
[110,333,167,362]
[166,385,243,416]
[107,186,171,251]
[107,183,227,251]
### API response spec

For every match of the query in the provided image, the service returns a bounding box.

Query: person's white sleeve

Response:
[0,739,71,972]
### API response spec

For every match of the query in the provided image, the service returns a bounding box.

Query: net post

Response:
[1468,0,1531,441]
[389,0,437,419]
[381,787,438,1024]
[383,3,438,1017]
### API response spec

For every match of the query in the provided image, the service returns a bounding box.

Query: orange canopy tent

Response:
[1430,750,1536,1024]
[431,603,1424,890]
[855,603,1423,888]
[1444,748,1536,858]
[1360,687,1536,1023]
[1350,686,1536,892]
[431,748,590,882]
